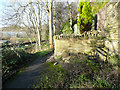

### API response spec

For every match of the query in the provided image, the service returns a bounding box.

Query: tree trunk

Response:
[49,0,53,48]
[38,3,42,50]
[30,2,41,51]
[53,1,56,35]
[37,27,41,50]
[70,8,72,31]
[67,1,72,31]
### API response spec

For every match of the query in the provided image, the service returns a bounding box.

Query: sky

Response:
[0,0,7,28]
[0,0,15,28]
[0,0,76,28]
[0,0,27,28]
[0,0,118,28]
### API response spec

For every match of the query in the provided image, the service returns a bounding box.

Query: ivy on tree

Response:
[77,1,93,33]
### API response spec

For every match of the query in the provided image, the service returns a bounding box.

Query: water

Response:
[0,31,26,37]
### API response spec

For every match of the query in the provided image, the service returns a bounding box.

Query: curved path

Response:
[3,53,54,88]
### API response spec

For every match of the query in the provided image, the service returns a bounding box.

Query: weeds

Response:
[2,47,53,83]
[33,62,68,88]
[33,53,119,88]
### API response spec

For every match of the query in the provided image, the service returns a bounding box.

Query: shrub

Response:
[60,19,73,34]
[2,47,32,82]
[77,1,93,33]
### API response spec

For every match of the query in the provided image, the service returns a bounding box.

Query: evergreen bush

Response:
[77,1,93,33]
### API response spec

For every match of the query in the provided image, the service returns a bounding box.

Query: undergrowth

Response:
[2,47,53,83]
[33,53,119,88]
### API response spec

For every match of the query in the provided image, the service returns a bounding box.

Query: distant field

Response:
[16,38,35,43]
[9,38,36,44]
[0,25,26,32]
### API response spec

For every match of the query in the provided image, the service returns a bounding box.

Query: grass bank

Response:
[2,47,53,84]
[33,53,119,88]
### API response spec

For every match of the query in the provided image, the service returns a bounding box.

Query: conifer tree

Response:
[77,1,93,33]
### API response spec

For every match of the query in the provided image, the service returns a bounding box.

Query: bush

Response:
[2,47,53,82]
[77,1,93,33]
[2,47,33,82]
[60,19,73,34]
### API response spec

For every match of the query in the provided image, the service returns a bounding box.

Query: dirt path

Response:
[3,53,54,88]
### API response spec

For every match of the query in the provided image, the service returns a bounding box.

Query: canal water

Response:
[0,31,26,38]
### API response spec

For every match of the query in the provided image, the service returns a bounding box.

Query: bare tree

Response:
[2,0,48,51]
[67,1,72,31]
[43,0,53,48]
[55,2,78,34]
[55,2,69,34]
[29,1,42,50]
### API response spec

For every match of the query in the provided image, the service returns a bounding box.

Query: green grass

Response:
[16,38,35,42]
[34,48,53,57]
[33,62,68,88]
[33,53,119,88]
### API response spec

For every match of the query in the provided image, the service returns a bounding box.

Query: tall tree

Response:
[77,1,93,33]
[41,0,53,48]
[48,0,53,48]
[67,1,72,31]
[30,1,41,50]
[2,0,45,51]
[55,2,69,34]
[55,2,78,34]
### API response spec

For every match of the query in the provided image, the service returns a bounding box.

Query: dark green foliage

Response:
[2,47,33,82]
[2,46,53,82]
[60,18,76,34]
[77,1,93,33]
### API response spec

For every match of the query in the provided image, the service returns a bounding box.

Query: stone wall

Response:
[54,30,104,57]
[54,37,92,57]
[97,1,120,55]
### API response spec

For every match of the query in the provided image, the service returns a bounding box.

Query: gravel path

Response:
[3,53,54,88]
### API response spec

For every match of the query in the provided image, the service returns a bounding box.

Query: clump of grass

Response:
[34,48,53,58]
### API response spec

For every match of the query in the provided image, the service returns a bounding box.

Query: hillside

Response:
[0,25,25,32]
[91,2,109,15]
